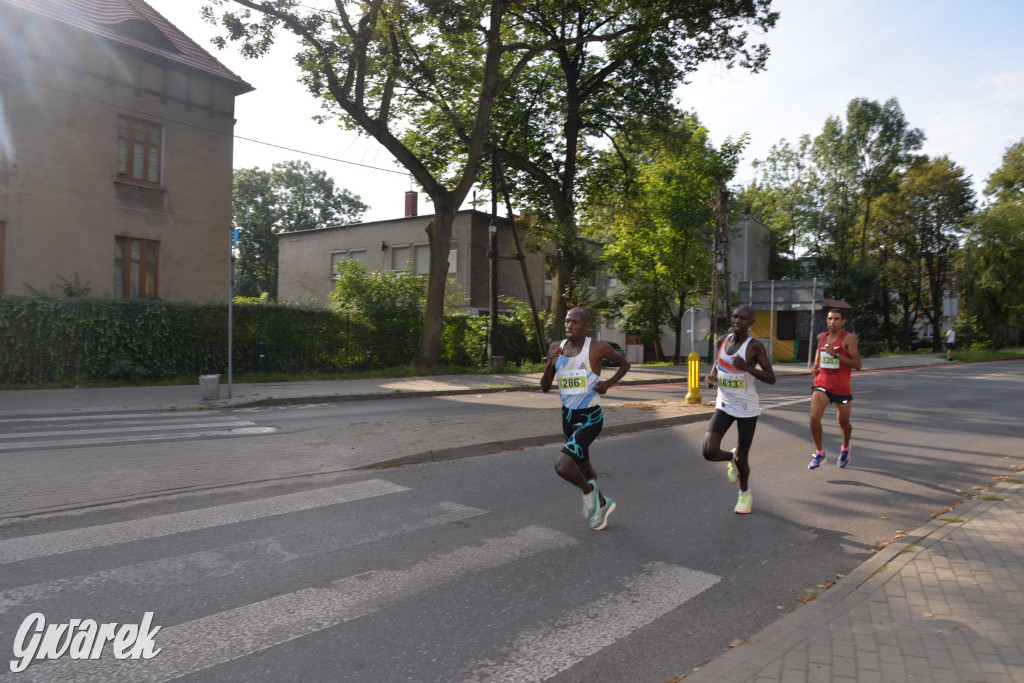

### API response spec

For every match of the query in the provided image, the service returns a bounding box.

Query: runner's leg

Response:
[835,402,853,448]
[809,390,829,451]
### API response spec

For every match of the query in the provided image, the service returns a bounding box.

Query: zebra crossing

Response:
[0,412,264,451]
[0,477,721,682]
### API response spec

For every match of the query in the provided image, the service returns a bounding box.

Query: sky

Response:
[145,0,1024,222]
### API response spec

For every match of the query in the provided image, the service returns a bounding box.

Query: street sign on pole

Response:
[682,308,710,343]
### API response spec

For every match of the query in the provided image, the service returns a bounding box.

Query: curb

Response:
[0,412,712,521]
[231,375,688,409]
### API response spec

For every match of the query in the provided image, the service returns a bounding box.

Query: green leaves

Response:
[233,161,367,299]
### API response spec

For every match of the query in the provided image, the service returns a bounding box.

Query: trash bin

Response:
[199,374,221,401]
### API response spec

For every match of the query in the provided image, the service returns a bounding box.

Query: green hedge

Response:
[0,295,531,384]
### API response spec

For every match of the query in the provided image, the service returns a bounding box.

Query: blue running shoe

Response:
[590,497,616,530]
[582,479,599,519]
[808,452,825,470]
[838,448,850,468]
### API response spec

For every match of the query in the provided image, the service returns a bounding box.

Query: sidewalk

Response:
[686,478,1024,683]
[8,353,1019,682]
[0,352,948,417]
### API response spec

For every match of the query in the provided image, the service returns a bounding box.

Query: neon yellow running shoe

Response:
[727,448,739,483]
[734,491,752,514]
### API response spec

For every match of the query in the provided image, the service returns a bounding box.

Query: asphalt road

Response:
[0,361,1021,681]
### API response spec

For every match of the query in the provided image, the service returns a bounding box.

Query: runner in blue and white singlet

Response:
[541,307,631,531]
[555,337,600,410]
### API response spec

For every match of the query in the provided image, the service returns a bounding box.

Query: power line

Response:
[232,134,406,175]
[0,70,409,177]
[5,187,230,227]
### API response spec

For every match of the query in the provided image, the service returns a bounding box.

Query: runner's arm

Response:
[810,332,824,376]
[841,334,862,370]
[704,337,725,387]
[540,341,562,392]
[733,340,776,385]
[593,342,631,394]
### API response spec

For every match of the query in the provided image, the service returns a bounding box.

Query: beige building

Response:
[278,193,550,315]
[0,0,251,301]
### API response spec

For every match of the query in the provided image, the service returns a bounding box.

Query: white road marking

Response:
[0,412,213,424]
[0,479,409,564]
[0,501,486,615]
[13,526,578,682]
[458,561,720,682]
[0,430,254,451]
[761,397,811,409]
[0,421,255,440]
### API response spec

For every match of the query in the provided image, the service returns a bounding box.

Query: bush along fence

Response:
[0,295,533,385]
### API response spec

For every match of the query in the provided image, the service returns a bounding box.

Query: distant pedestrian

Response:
[808,308,862,470]
[945,326,957,361]
[540,307,630,530]
[703,305,776,514]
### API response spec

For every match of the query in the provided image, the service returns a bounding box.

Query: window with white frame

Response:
[330,249,366,277]
[390,243,437,274]
[414,244,430,275]
[391,245,412,271]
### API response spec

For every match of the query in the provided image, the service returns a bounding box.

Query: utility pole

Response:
[496,161,546,359]
[488,150,500,371]
[228,227,237,398]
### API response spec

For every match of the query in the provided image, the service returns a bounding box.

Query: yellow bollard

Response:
[684,350,702,404]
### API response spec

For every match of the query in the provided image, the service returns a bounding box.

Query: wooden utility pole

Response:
[709,184,731,350]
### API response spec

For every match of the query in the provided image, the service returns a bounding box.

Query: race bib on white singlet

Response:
[557,369,589,394]
[718,369,746,390]
[820,352,840,370]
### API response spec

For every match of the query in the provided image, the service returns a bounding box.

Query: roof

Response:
[823,298,852,309]
[2,0,252,92]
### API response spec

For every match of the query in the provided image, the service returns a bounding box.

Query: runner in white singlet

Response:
[703,305,776,514]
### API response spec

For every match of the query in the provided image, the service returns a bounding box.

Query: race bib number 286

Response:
[557,369,588,393]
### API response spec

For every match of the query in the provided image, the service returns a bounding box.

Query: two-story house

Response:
[0,0,251,301]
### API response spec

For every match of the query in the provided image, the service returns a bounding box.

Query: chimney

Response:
[405,191,418,217]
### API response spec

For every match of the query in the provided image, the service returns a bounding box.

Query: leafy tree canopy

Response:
[204,0,777,365]
[233,160,366,298]
[595,110,745,360]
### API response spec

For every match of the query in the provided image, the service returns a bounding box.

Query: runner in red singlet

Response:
[808,308,862,470]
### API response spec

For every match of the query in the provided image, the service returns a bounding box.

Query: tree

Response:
[329,259,425,366]
[207,0,777,365]
[233,161,367,298]
[873,157,975,350]
[738,97,926,350]
[959,139,1024,349]
[488,1,777,332]
[841,98,925,261]
[735,139,814,280]
[598,112,744,361]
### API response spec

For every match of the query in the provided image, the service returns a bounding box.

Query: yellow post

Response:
[684,350,702,404]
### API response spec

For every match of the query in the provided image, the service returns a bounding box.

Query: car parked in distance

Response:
[602,341,625,367]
